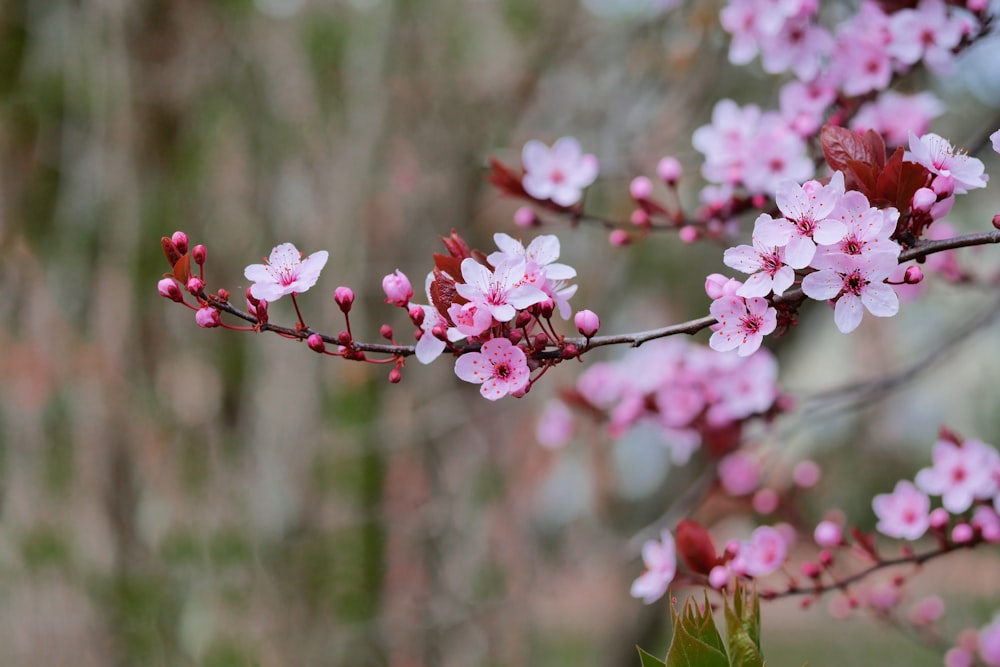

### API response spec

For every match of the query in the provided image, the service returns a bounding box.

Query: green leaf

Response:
[724,582,764,667]
[665,595,729,667]
[637,646,667,667]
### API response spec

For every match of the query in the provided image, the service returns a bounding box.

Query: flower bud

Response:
[171,231,189,255]
[192,244,207,266]
[609,229,630,247]
[932,174,955,197]
[814,520,842,548]
[513,206,538,228]
[800,562,821,578]
[380,324,393,340]
[561,344,578,359]
[678,226,698,243]
[408,305,425,327]
[630,209,650,226]
[792,460,821,488]
[574,309,600,338]
[708,565,729,589]
[388,367,402,384]
[993,214,1000,230]
[246,287,260,307]
[507,330,523,345]
[752,488,779,515]
[338,330,352,346]
[158,278,184,302]
[656,156,682,185]
[537,298,554,319]
[911,187,937,213]
[307,333,326,353]
[515,311,533,329]
[952,522,974,544]
[533,333,549,352]
[382,269,413,307]
[818,549,834,567]
[903,265,924,284]
[629,176,653,200]
[431,324,447,341]
[929,507,950,529]
[705,273,741,300]
[186,277,205,294]
[217,288,229,302]
[195,306,220,328]
[253,300,269,325]
[334,286,355,313]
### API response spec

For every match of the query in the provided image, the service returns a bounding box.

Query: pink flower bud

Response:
[932,174,955,197]
[537,298,555,319]
[814,520,842,547]
[245,287,259,307]
[800,562,821,578]
[192,244,207,266]
[952,522,974,544]
[382,269,413,307]
[818,549,834,567]
[334,286,355,313]
[993,214,1000,230]
[186,277,205,294]
[380,324,393,340]
[574,309,600,337]
[513,206,538,228]
[678,226,699,243]
[944,647,974,667]
[718,451,760,496]
[561,344,579,359]
[629,176,653,200]
[609,229,630,247]
[307,333,326,353]
[217,288,229,302]
[752,489,779,515]
[515,311,533,329]
[708,565,729,590]
[388,367,402,384]
[431,324,447,341]
[911,187,937,213]
[656,156,682,184]
[195,306,220,328]
[253,300,269,324]
[903,266,924,284]
[533,333,549,352]
[929,507,950,529]
[338,330,352,346]
[408,305,425,326]
[171,231,189,255]
[907,596,945,626]
[967,0,987,11]
[630,209,650,226]
[792,460,821,488]
[158,278,184,302]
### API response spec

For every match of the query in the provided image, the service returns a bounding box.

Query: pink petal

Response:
[801,269,842,300]
[454,352,487,384]
[834,294,864,333]
[861,283,899,318]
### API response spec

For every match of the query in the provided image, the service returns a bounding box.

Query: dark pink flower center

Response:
[844,270,866,296]
[550,168,565,184]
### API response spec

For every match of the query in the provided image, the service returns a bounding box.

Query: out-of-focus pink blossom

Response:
[718,451,761,496]
[752,488,779,515]
[732,525,787,577]
[454,337,530,401]
[872,480,930,540]
[814,520,842,547]
[521,137,599,207]
[908,596,945,626]
[536,401,575,449]
[981,616,1000,666]
[657,156,682,184]
[630,530,677,604]
[865,582,901,611]
[244,242,329,302]
[851,91,944,146]
[793,460,821,488]
[945,647,975,667]
[915,438,999,514]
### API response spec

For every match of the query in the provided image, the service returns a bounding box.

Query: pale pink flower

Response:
[521,137,599,207]
[865,582,901,611]
[887,0,964,73]
[536,401,575,449]
[769,171,847,268]
[945,647,975,667]
[487,233,576,281]
[724,215,796,297]
[914,438,999,514]
[814,520,842,547]
[850,91,944,146]
[992,129,1000,154]
[244,242,329,302]
[709,295,777,357]
[718,451,761,496]
[980,616,1000,667]
[780,78,837,136]
[812,191,900,265]
[455,257,547,323]
[733,525,787,577]
[793,460,821,488]
[905,132,988,194]
[973,506,1000,543]
[630,530,677,604]
[454,337,530,400]
[446,301,493,341]
[800,252,900,334]
[872,480,930,540]
[413,304,448,365]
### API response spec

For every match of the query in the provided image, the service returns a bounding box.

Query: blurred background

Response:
[1,1,1000,665]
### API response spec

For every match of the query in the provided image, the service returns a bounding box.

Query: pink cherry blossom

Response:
[455,257,547,323]
[888,0,964,73]
[914,438,999,514]
[446,301,493,341]
[980,616,1000,667]
[850,91,944,146]
[992,129,1000,154]
[709,295,777,357]
[630,530,677,604]
[905,131,988,194]
[413,304,448,364]
[733,525,787,577]
[771,171,847,268]
[872,480,930,540]
[724,215,796,297]
[521,137,599,207]
[800,252,900,334]
[244,242,329,302]
[718,451,761,496]
[454,337,530,400]
[812,192,900,265]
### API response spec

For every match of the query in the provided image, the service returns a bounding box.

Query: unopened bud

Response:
[561,344,578,359]
[338,330,352,346]
[171,231,189,255]
[380,324,394,340]
[656,156,682,185]
[993,214,1000,230]
[930,507,950,529]
[932,174,955,197]
[186,277,205,294]
[903,265,924,284]
[431,324,447,341]
[515,311,533,329]
[574,309,600,338]
[537,298,554,319]
[217,288,229,302]
[533,333,549,352]
[513,206,538,228]
[818,550,834,567]
[334,286,355,313]
[192,244,207,266]
[246,287,260,307]
[952,522,974,544]
[678,226,698,244]
[253,300,269,325]
[630,209,650,226]
[800,562,821,578]
[382,269,413,307]
[609,229,630,247]
[158,278,184,303]
[388,367,402,384]
[629,176,653,200]
[408,305,425,326]
[911,187,937,213]
[307,333,326,353]
[195,306,220,328]
[507,330,523,345]
[708,565,729,590]
[814,520,843,548]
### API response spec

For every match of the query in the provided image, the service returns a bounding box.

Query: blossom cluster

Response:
[872,431,1000,544]
[538,337,781,461]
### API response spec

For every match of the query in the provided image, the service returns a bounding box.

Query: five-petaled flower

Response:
[872,480,931,540]
[709,294,777,357]
[521,137,599,207]
[244,242,329,303]
[454,337,530,400]
[630,530,677,604]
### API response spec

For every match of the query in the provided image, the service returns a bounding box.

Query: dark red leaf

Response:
[486,158,528,198]
[432,253,464,281]
[863,129,887,170]
[172,254,191,284]
[440,229,473,260]
[429,268,463,323]
[675,519,719,575]
[161,236,182,267]
[845,159,877,200]
[821,125,877,173]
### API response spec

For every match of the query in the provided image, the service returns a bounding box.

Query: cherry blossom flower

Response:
[992,129,1000,154]
[812,191,900,265]
[888,0,964,74]
[800,252,900,334]
[446,301,493,341]
[724,215,796,297]
[455,257,547,323]
[454,337,530,400]
[850,91,944,146]
[413,304,448,364]
[872,480,930,540]
[521,137,599,207]
[766,171,847,268]
[718,451,761,496]
[244,242,329,302]
[487,233,579,318]
[905,131,988,194]
[914,438,999,514]
[630,530,677,604]
[980,616,1000,667]
[732,525,787,577]
[709,294,777,356]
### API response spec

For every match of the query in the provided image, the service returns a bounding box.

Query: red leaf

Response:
[675,519,719,575]
[161,236,182,267]
[863,129,886,170]
[845,159,877,200]
[429,268,463,323]
[172,254,191,284]
[850,526,879,560]
[440,229,473,260]
[486,158,528,198]
[821,125,878,173]
[432,253,464,281]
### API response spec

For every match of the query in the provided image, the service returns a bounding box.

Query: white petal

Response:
[834,294,864,333]
[861,283,899,317]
